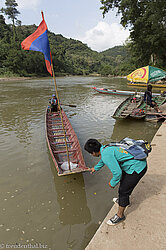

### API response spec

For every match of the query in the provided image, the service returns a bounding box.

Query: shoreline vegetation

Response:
[1,76,165,87]
[0,76,33,82]
[1,1,165,81]
[0,75,128,82]
[0,14,137,78]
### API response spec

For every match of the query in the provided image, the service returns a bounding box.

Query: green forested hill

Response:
[0,15,132,77]
[1,0,166,78]
[101,46,128,58]
[99,46,133,76]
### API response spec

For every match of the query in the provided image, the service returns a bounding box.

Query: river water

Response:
[0,76,160,249]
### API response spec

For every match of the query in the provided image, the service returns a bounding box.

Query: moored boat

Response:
[113,95,166,121]
[92,87,160,97]
[92,87,137,96]
[21,12,89,176]
[46,107,89,176]
[112,95,144,119]
[145,113,166,122]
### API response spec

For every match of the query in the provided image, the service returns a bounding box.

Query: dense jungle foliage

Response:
[0,14,133,77]
[0,0,166,77]
[101,0,166,69]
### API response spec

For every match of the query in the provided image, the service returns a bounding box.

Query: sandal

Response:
[107,214,125,226]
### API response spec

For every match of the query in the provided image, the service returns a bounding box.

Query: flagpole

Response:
[21,11,71,171]
[42,11,71,171]
[51,63,71,171]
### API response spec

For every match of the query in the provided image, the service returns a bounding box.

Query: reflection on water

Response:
[50,161,92,249]
[111,118,160,142]
[0,81,47,146]
[50,163,91,225]
[0,76,161,249]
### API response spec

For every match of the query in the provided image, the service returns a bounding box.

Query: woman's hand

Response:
[89,167,95,174]
[109,182,114,188]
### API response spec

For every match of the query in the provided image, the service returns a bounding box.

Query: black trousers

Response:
[51,105,58,112]
[118,166,147,207]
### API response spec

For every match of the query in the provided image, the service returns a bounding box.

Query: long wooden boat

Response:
[113,95,144,119]
[145,113,166,122]
[92,87,160,97]
[46,107,89,176]
[113,95,166,121]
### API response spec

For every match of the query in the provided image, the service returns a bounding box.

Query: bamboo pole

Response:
[51,63,71,171]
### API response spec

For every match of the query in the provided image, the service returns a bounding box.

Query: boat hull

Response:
[113,95,166,121]
[92,87,135,96]
[113,96,144,119]
[46,108,89,176]
[92,87,160,97]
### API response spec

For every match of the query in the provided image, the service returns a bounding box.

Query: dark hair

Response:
[147,84,152,91]
[84,139,101,153]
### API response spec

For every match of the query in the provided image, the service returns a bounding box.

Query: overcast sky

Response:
[0,0,130,52]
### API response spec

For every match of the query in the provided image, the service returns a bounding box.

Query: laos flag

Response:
[21,12,52,75]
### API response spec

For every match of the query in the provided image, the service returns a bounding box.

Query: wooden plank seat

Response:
[49,133,71,137]
[53,149,77,154]
[47,124,64,128]
[47,121,63,124]
[48,128,66,131]
[47,122,67,125]
[146,112,166,116]
[48,127,72,132]
[52,141,74,145]
[48,114,60,117]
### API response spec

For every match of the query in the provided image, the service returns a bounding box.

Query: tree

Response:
[0,14,10,40]
[1,0,20,42]
[100,0,166,68]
